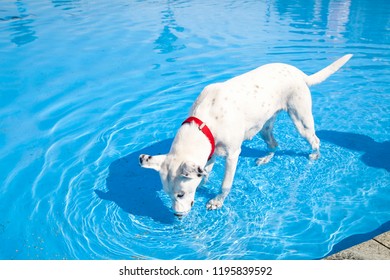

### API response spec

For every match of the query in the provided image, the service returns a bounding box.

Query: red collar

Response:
[182,116,215,161]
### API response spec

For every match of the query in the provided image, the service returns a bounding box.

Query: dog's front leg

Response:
[206,149,240,210]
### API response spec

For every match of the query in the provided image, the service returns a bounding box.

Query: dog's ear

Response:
[139,154,166,172]
[180,161,207,179]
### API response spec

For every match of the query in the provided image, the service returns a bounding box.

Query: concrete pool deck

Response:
[325,231,390,260]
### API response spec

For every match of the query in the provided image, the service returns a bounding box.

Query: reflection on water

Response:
[346,0,390,44]
[1,1,37,46]
[326,0,351,40]
[154,3,185,57]
[1,0,389,47]
[52,0,81,10]
[272,0,390,43]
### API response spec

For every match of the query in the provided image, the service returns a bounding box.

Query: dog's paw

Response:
[309,152,320,161]
[206,197,224,210]
[256,152,274,165]
[256,156,271,165]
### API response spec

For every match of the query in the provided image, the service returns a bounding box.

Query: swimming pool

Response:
[0,0,389,260]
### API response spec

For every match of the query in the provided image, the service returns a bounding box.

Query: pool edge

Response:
[324,231,390,260]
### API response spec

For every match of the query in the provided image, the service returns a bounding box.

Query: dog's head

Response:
[139,154,207,216]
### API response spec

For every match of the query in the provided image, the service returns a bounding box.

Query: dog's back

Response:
[191,63,309,141]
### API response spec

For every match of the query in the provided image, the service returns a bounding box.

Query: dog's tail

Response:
[305,54,353,86]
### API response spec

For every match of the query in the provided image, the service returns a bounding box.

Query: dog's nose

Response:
[174,213,183,219]
[139,155,145,165]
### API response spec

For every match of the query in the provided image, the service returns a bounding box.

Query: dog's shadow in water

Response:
[94,139,271,223]
[317,130,390,172]
[95,139,175,224]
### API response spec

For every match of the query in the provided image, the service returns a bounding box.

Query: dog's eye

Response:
[177,192,185,198]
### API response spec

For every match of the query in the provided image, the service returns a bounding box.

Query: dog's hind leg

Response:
[256,116,278,165]
[288,93,320,160]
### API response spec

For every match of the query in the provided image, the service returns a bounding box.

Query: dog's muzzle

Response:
[173,201,194,218]
[173,210,190,218]
[174,213,184,218]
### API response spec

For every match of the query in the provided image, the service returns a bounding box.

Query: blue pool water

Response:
[0,0,389,260]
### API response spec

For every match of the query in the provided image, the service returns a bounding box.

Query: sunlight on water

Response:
[0,0,389,259]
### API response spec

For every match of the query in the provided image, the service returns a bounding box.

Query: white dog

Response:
[139,54,352,216]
